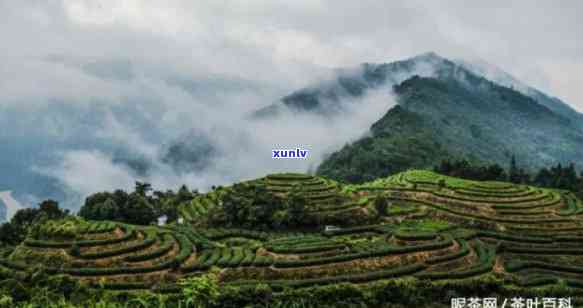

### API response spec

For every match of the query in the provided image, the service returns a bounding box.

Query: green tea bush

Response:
[267,243,345,254]
[415,241,495,280]
[274,237,452,268]
[231,263,426,289]
[216,248,233,267]
[425,239,470,264]
[124,235,174,262]
[77,235,156,260]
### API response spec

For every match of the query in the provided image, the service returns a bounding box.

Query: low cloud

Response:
[1,1,582,210]
[36,150,137,197]
[32,77,398,209]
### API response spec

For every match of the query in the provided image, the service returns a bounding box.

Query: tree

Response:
[508,155,520,183]
[434,159,506,181]
[122,193,157,225]
[10,208,40,230]
[0,223,20,245]
[286,184,308,227]
[563,163,578,190]
[517,168,530,184]
[177,185,195,203]
[38,200,69,220]
[220,184,248,225]
[212,183,286,229]
[577,171,583,199]
[79,190,156,225]
[374,193,389,216]
[437,178,446,189]
[80,192,117,220]
[532,163,579,192]
[534,168,552,187]
[434,160,453,175]
[435,158,583,197]
[0,200,69,245]
[99,198,118,220]
[179,273,220,308]
[485,164,507,181]
[134,181,152,196]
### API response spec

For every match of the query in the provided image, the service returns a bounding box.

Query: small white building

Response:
[324,225,341,232]
[177,217,184,225]
[157,215,168,226]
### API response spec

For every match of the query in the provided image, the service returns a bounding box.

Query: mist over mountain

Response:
[254,52,444,117]
[0,53,581,214]
[161,131,218,174]
[0,67,288,209]
[3,3,583,306]
[0,58,394,212]
[457,58,583,129]
[314,53,583,182]
[2,1,582,217]
[258,52,583,122]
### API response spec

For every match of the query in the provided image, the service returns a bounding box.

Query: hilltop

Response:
[2,170,583,306]
[250,52,583,182]
[308,53,583,182]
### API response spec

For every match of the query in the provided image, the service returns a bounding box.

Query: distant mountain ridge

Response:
[256,52,581,122]
[252,52,583,183]
[457,58,583,129]
[254,52,449,117]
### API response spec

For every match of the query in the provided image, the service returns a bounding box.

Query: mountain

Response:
[458,58,583,129]
[253,52,583,183]
[254,52,446,117]
[256,52,583,123]
[161,131,218,174]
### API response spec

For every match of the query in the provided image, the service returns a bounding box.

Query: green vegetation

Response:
[1,170,583,307]
[0,200,69,245]
[317,71,583,185]
[317,105,452,183]
[79,182,199,225]
[436,158,583,200]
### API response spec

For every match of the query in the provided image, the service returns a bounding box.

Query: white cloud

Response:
[0,191,24,221]
[0,0,582,209]
[36,150,136,197]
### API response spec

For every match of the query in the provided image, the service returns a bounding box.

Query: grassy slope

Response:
[2,171,583,306]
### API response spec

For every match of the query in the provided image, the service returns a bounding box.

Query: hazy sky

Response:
[1,1,582,210]
[2,1,582,110]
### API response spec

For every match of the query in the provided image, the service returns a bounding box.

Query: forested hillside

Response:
[317,70,583,183]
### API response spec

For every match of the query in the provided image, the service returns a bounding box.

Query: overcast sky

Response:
[2,0,582,110]
[1,1,583,211]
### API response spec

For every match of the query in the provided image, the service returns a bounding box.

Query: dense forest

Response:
[434,157,583,198]
[317,68,583,184]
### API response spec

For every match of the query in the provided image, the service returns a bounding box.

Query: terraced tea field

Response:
[2,171,583,305]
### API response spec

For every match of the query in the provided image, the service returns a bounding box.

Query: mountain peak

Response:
[253,52,582,126]
[415,51,441,59]
[410,51,446,63]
